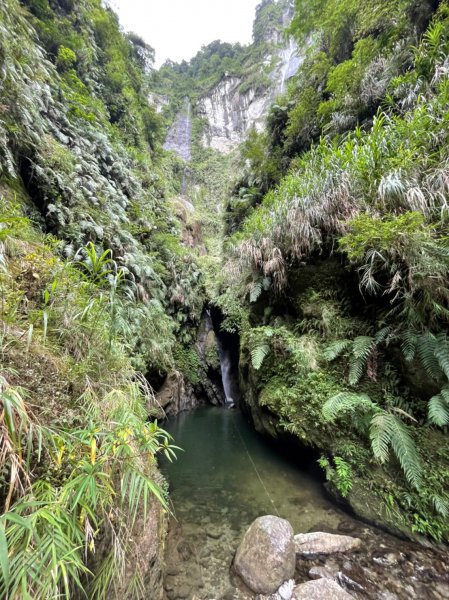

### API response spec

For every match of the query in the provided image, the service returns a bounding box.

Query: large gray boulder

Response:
[234,516,295,594]
[292,579,354,599]
[294,532,361,557]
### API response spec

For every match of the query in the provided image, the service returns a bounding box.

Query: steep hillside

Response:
[0,0,202,597]
[221,0,449,542]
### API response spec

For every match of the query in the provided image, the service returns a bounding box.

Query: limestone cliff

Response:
[198,37,302,153]
[159,0,302,157]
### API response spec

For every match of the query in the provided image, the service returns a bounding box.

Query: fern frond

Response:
[349,336,375,385]
[352,336,375,360]
[389,416,422,489]
[401,329,417,362]
[431,494,449,517]
[324,340,351,361]
[435,333,449,379]
[428,386,449,426]
[251,344,270,370]
[249,281,263,303]
[416,332,440,380]
[370,411,394,464]
[375,327,392,344]
[322,392,374,421]
[349,358,366,385]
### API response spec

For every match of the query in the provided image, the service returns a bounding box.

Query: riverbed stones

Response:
[292,579,354,599]
[294,532,361,557]
[233,515,295,594]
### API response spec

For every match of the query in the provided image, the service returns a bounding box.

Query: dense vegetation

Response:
[220,0,449,542]
[2,0,449,596]
[0,0,202,596]
[151,0,293,120]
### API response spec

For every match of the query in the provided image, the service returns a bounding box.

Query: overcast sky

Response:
[109,0,261,67]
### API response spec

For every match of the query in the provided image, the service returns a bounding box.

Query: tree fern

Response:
[251,344,270,370]
[428,385,449,426]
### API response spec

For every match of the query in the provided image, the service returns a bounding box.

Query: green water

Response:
[161,406,355,599]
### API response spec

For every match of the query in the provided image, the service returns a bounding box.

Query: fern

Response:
[370,411,394,464]
[416,332,440,380]
[431,494,449,517]
[322,392,374,421]
[249,280,263,303]
[349,336,375,385]
[435,333,449,379]
[251,344,270,370]
[401,329,417,362]
[324,339,351,361]
[389,416,422,489]
[428,386,449,426]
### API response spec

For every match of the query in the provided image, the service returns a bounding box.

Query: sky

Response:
[110,0,261,67]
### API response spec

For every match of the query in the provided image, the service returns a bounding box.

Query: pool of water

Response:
[160,407,449,600]
[161,406,356,598]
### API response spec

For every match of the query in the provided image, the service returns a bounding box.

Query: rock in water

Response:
[233,515,295,594]
[294,532,361,557]
[292,579,354,599]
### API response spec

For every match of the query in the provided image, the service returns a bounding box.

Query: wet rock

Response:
[309,566,334,580]
[337,571,365,592]
[292,579,354,599]
[175,583,192,599]
[277,579,295,600]
[294,532,361,557]
[233,515,295,594]
[206,526,222,539]
[337,520,358,534]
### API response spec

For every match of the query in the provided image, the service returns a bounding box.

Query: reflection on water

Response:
[161,407,350,599]
[161,407,449,600]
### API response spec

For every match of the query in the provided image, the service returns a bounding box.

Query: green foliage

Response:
[323,392,422,489]
[56,45,76,71]
[428,386,449,426]
[318,455,353,497]
[173,344,202,385]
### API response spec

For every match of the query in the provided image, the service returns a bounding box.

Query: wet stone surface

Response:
[161,408,449,600]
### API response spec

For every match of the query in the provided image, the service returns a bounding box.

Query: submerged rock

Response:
[233,515,295,594]
[292,579,354,599]
[294,532,361,557]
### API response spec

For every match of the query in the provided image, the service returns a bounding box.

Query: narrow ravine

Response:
[161,405,449,600]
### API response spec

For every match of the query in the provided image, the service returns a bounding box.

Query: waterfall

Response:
[209,308,239,407]
[163,97,192,161]
[218,341,235,406]
[278,37,302,93]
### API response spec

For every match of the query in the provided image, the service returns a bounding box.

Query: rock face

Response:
[198,38,302,154]
[294,532,362,557]
[163,99,192,161]
[152,371,200,417]
[234,515,295,594]
[292,579,354,599]
[198,75,274,153]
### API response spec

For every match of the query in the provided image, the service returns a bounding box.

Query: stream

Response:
[161,406,449,600]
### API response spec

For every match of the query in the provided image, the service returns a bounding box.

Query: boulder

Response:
[234,516,295,594]
[294,532,361,557]
[292,579,354,599]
